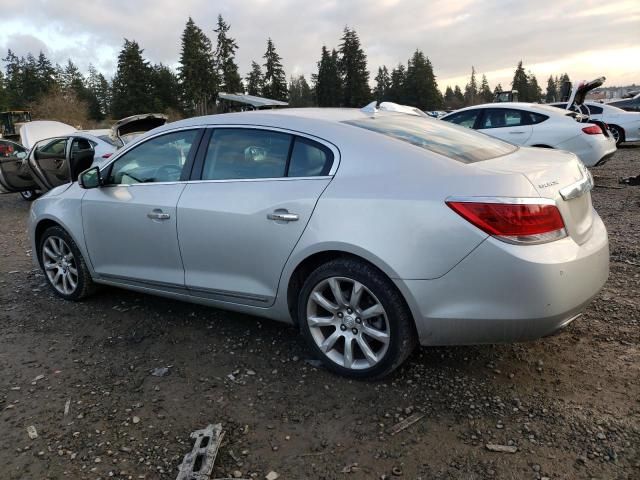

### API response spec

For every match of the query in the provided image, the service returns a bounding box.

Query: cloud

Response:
[0,0,638,89]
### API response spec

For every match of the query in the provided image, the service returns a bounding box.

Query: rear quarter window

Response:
[344,114,516,163]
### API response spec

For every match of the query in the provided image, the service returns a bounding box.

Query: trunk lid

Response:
[475,147,595,245]
[111,113,168,145]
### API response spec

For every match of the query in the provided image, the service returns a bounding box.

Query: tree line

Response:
[0,14,574,124]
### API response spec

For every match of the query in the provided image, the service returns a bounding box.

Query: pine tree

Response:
[313,46,342,107]
[85,64,105,120]
[544,75,558,103]
[338,27,370,107]
[511,60,529,100]
[404,50,442,110]
[288,75,314,107]
[527,71,542,103]
[214,15,243,94]
[373,66,391,102]
[3,50,25,108]
[245,61,264,96]
[388,64,406,104]
[262,38,288,101]
[453,85,465,106]
[62,60,86,99]
[558,73,571,101]
[493,83,503,94]
[464,66,478,105]
[443,86,454,108]
[479,74,493,103]
[21,53,41,104]
[111,39,153,118]
[178,17,217,115]
[0,71,7,110]
[150,64,181,113]
[35,51,56,94]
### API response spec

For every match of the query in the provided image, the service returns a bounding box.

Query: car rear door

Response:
[477,108,534,144]
[177,127,336,306]
[82,128,203,287]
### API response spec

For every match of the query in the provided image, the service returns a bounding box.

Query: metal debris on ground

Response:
[176,423,225,480]
[64,399,71,416]
[265,472,280,480]
[387,413,425,436]
[341,463,360,473]
[27,426,38,439]
[150,366,171,377]
[619,174,640,186]
[485,443,518,453]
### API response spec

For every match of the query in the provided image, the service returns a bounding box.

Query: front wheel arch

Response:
[531,144,553,148]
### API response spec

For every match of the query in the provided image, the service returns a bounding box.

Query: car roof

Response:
[446,102,572,117]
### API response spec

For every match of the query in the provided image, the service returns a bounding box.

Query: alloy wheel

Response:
[306,276,390,370]
[42,236,79,295]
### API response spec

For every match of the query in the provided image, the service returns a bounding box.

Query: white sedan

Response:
[550,101,640,145]
[441,103,617,167]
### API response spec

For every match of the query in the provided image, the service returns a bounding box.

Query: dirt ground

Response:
[1,147,639,480]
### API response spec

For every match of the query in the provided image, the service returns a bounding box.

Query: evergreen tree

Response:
[545,75,558,103]
[388,64,406,104]
[214,15,243,93]
[338,27,370,107]
[288,75,314,107]
[21,54,41,104]
[493,83,503,94]
[178,17,217,115]
[558,73,571,101]
[449,85,464,109]
[404,50,442,110]
[245,61,264,96]
[373,66,391,102]
[527,72,542,103]
[3,50,25,107]
[262,38,288,101]
[314,46,342,107]
[150,63,181,113]
[35,52,56,94]
[479,74,493,103]
[62,60,86,99]
[464,66,478,105]
[511,60,529,100]
[85,64,105,120]
[111,39,153,118]
[0,71,7,110]
[443,85,454,108]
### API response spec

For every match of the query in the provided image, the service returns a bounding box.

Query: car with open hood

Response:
[12,105,609,378]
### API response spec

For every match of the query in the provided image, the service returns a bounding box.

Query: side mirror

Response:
[79,166,102,189]
[16,151,27,159]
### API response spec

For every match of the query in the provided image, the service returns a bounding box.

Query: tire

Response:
[298,258,417,379]
[608,125,624,146]
[20,190,39,201]
[39,226,95,301]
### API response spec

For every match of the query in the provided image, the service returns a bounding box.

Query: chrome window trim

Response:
[98,123,341,177]
[445,196,557,206]
[102,176,333,188]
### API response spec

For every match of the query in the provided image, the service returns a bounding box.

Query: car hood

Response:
[20,121,76,149]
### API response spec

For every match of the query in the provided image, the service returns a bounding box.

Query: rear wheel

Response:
[40,226,95,301]
[608,125,624,146]
[298,258,416,379]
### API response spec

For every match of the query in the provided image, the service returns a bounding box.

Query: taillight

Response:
[101,153,113,159]
[446,199,567,244]
[582,125,602,135]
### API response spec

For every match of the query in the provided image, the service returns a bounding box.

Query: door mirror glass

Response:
[16,151,27,159]
[79,166,102,189]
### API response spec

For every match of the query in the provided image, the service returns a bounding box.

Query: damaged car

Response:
[10,106,610,378]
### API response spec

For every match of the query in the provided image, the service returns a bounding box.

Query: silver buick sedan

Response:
[24,107,609,378]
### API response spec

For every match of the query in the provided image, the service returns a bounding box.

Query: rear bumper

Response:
[555,135,616,167]
[396,211,609,346]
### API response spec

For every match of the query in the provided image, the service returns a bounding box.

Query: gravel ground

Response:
[1,146,639,480]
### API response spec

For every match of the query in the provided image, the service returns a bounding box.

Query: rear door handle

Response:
[509,131,526,134]
[147,209,171,220]
[267,211,299,222]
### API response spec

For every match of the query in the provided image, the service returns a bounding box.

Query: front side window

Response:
[443,110,480,128]
[345,114,517,164]
[107,130,198,185]
[37,138,68,157]
[202,129,292,180]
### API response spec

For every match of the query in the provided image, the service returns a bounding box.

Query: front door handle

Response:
[509,131,526,134]
[147,209,171,220]
[267,211,299,222]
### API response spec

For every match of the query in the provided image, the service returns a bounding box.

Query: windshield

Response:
[344,114,517,163]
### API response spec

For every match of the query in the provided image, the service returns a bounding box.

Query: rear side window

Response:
[586,105,603,114]
[288,137,333,177]
[344,115,516,163]
[202,129,292,180]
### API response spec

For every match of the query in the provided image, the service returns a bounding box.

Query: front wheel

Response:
[39,226,95,301]
[298,258,416,379]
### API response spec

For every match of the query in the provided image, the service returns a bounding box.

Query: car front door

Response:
[177,127,336,306]
[0,140,36,193]
[477,108,534,144]
[82,128,203,288]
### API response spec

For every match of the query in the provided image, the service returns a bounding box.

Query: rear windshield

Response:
[343,115,516,163]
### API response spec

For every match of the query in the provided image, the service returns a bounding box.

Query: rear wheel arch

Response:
[286,250,413,327]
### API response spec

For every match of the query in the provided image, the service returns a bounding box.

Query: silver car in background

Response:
[24,108,609,378]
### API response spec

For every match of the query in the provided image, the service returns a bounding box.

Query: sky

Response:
[0,0,639,92]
